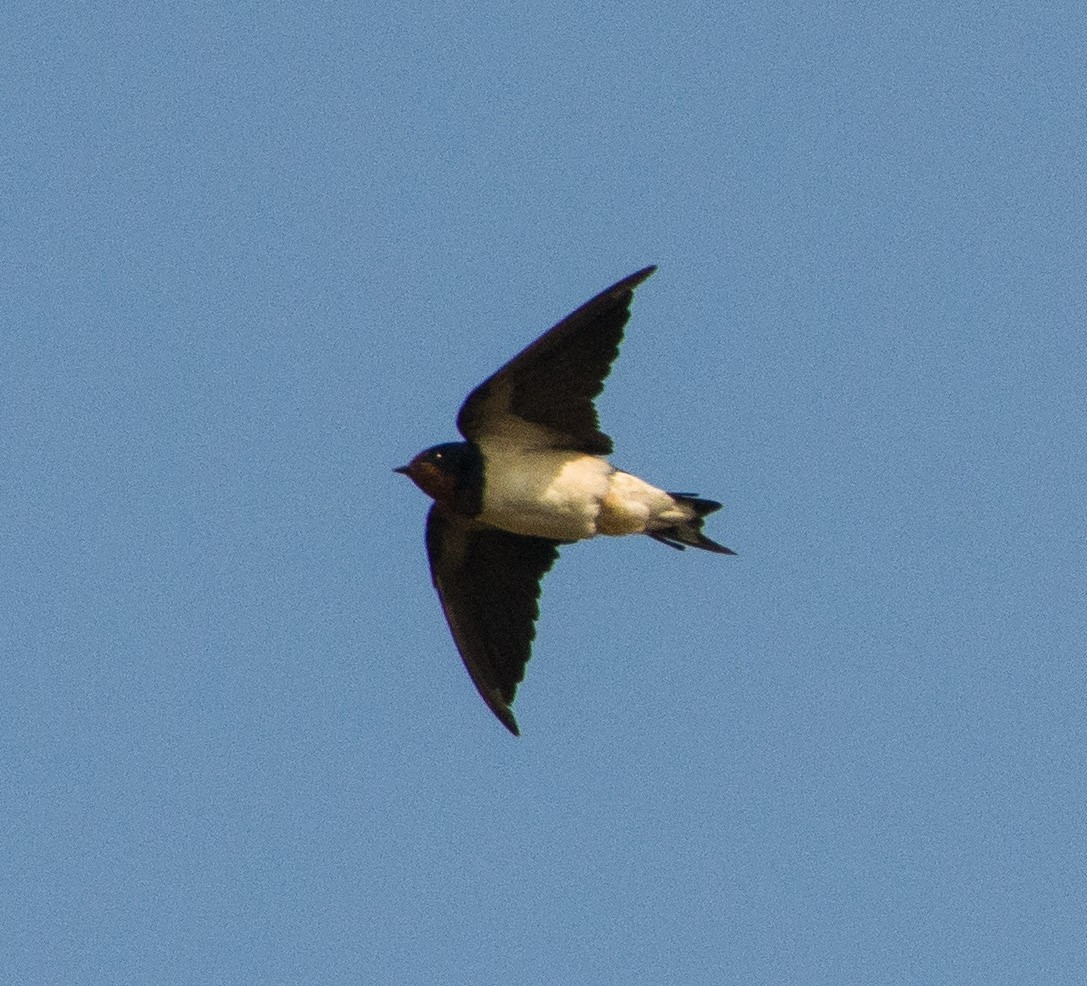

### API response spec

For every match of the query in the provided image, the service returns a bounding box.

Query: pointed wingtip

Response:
[495,704,521,737]
[479,684,521,736]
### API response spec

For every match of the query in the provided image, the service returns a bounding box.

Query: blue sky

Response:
[4,2,1085,983]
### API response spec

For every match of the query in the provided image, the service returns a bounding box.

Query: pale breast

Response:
[477,447,613,540]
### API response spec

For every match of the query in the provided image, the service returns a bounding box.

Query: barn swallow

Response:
[396,266,734,735]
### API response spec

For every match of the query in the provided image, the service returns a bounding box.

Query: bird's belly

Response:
[596,470,677,535]
[478,451,613,540]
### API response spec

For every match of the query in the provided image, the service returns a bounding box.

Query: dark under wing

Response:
[456,266,657,455]
[425,505,562,736]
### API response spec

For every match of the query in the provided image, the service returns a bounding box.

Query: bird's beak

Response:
[393,465,410,475]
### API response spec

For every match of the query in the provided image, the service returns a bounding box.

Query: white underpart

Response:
[477,436,695,542]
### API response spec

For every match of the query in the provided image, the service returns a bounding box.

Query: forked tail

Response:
[647,493,736,554]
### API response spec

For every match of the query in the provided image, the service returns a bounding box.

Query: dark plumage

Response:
[397,267,734,734]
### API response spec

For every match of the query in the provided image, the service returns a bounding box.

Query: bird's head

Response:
[394,442,482,510]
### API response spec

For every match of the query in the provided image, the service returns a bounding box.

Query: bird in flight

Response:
[396,267,734,735]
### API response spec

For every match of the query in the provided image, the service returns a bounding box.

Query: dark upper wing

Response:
[425,505,562,736]
[456,266,657,455]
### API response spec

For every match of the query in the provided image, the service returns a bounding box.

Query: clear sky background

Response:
[4,2,1085,984]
